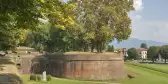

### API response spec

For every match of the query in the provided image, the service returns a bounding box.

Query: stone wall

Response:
[17,52,127,80]
[18,56,46,74]
[18,57,33,74]
[63,60,126,80]
[46,53,127,80]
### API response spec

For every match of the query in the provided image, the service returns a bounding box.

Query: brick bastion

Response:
[10,47,127,81]
[45,52,127,80]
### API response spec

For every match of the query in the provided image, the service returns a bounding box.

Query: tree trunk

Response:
[165,59,166,64]
[99,47,102,53]
[84,44,88,52]
[96,41,99,52]
[152,58,155,63]
[99,42,103,53]
[91,47,94,52]
[152,59,155,63]
[91,40,95,52]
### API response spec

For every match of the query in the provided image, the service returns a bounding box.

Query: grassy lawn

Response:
[123,64,168,84]
[21,75,106,84]
[129,63,168,73]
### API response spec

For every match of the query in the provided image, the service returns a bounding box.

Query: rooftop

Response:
[120,48,127,52]
[136,48,148,51]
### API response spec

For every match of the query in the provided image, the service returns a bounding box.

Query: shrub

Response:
[30,74,37,81]
[10,79,20,84]
[46,75,52,81]
[37,75,42,81]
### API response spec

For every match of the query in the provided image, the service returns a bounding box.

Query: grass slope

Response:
[123,64,168,84]
[130,63,168,74]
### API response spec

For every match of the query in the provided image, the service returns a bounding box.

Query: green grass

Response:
[21,75,106,84]
[123,63,168,84]
[129,63,168,74]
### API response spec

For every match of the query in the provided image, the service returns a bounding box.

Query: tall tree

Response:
[140,43,148,49]
[159,45,168,63]
[0,0,76,50]
[127,48,138,60]
[0,0,43,29]
[147,46,160,63]
[71,0,134,52]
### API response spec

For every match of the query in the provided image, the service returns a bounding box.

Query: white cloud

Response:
[130,0,168,43]
[133,0,143,11]
[130,19,168,43]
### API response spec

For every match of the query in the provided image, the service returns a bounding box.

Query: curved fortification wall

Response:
[46,53,127,80]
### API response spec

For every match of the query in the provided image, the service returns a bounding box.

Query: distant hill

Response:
[111,38,168,49]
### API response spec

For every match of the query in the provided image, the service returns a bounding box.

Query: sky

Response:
[130,0,168,43]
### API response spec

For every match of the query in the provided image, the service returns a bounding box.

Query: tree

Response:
[71,0,134,52]
[140,43,147,49]
[24,22,52,52]
[0,0,76,50]
[159,45,168,63]
[23,22,82,53]
[107,45,114,52]
[147,46,160,63]
[127,48,138,60]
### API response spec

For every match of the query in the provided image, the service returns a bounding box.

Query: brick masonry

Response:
[17,52,127,80]
[46,53,127,80]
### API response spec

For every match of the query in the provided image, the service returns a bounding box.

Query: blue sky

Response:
[130,0,168,43]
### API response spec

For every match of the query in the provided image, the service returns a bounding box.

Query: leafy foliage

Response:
[140,43,148,49]
[147,46,160,62]
[0,0,134,53]
[37,75,42,81]
[127,48,139,60]
[30,74,37,81]
[70,0,134,52]
[0,0,76,50]
[107,45,114,52]
[159,45,168,63]
[23,23,80,52]
[47,75,52,81]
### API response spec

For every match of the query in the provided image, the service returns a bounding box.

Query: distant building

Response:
[120,48,128,58]
[136,48,148,59]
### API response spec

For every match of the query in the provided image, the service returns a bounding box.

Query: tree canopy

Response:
[159,45,168,63]
[0,0,134,53]
[147,46,160,63]
[140,43,148,49]
[67,0,134,52]
[0,0,76,50]
[127,48,138,60]
[107,45,114,52]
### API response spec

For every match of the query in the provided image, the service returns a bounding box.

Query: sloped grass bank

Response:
[126,62,168,74]
[123,64,168,84]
